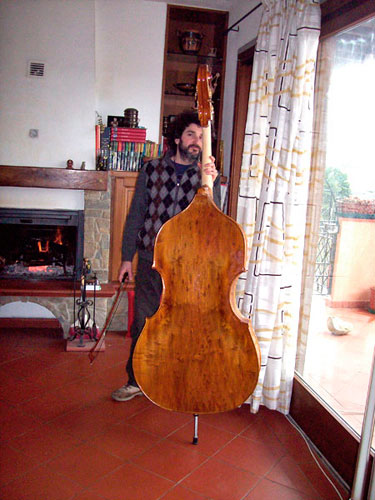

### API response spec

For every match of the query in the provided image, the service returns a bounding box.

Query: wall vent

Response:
[28,61,45,78]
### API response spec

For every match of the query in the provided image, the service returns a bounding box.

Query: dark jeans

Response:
[126,257,162,386]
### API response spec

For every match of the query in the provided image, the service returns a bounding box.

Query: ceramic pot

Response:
[178,30,203,55]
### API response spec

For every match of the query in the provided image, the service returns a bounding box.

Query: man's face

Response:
[175,123,203,162]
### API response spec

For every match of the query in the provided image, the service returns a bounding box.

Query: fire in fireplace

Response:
[0,208,84,280]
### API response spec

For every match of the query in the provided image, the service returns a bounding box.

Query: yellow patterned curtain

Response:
[236,0,321,414]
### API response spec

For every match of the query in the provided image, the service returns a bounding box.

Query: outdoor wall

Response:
[330,218,375,306]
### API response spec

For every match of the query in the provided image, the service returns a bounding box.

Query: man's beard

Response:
[177,142,201,162]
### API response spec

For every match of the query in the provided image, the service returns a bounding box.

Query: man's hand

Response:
[118,261,133,282]
[200,155,218,181]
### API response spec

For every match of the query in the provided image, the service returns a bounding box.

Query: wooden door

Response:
[109,172,138,282]
[227,46,254,219]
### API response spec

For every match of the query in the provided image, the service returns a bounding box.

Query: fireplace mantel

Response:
[0,165,107,191]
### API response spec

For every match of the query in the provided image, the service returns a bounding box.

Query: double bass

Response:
[133,65,260,415]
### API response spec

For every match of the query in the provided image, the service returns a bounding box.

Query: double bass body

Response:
[133,185,261,414]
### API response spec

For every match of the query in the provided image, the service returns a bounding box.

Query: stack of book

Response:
[96,125,162,171]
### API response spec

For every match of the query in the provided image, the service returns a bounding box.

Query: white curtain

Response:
[236,0,321,414]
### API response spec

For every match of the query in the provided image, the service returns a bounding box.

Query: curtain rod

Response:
[223,2,262,35]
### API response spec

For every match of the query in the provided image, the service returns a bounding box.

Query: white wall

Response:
[0,0,166,210]
[0,0,95,208]
[0,0,96,170]
[95,0,166,142]
[222,0,262,176]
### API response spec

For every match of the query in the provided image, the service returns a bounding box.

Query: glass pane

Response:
[298,17,375,444]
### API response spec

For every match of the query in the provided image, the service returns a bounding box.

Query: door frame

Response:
[290,0,375,490]
[227,45,254,220]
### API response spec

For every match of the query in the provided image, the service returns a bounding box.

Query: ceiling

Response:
[147,0,234,12]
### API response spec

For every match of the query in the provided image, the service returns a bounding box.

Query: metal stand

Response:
[192,414,199,445]
[69,259,99,347]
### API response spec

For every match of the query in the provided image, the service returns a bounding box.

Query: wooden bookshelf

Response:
[160,6,228,167]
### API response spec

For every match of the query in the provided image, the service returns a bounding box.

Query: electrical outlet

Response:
[29,129,39,138]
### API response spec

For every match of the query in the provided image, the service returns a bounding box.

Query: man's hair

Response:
[166,111,201,154]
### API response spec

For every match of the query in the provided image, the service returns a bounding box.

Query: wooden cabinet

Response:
[109,171,138,282]
[161,6,228,166]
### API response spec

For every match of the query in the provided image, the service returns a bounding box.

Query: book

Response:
[110,127,146,142]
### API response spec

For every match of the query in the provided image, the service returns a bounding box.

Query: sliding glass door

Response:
[292,13,375,489]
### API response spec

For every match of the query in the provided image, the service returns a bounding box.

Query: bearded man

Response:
[112,111,221,402]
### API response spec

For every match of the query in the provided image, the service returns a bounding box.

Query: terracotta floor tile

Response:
[0,401,43,441]
[215,435,284,477]
[132,439,207,482]
[299,460,350,500]
[56,377,115,406]
[2,351,64,380]
[0,372,43,404]
[51,397,145,441]
[167,420,236,456]
[243,477,321,500]
[161,484,212,499]
[90,421,161,460]
[0,344,28,363]
[126,405,191,437]
[8,422,81,462]
[87,363,130,389]
[0,443,40,486]
[25,361,81,392]
[90,462,173,500]
[19,390,84,422]
[240,418,285,451]
[181,456,259,500]
[68,490,107,500]
[265,456,321,497]
[199,405,256,434]
[0,464,82,500]
[257,407,297,443]
[282,428,316,464]
[48,442,124,489]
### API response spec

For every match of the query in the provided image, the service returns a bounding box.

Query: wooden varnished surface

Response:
[0,279,133,297]
[0,165,108,191]
[133,187,260,414]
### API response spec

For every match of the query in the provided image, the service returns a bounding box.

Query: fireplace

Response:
[0,208,84,280]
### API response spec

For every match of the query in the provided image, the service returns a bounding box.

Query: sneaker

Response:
[111,384,143,402]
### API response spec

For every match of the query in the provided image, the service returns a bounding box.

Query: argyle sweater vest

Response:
[137,157,201,252]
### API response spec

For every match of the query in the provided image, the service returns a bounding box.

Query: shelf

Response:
[167,51,223,63]
[0,165,108,191]
[0,279,133,297]
[160,5,228,157]
[165,92,195,98]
